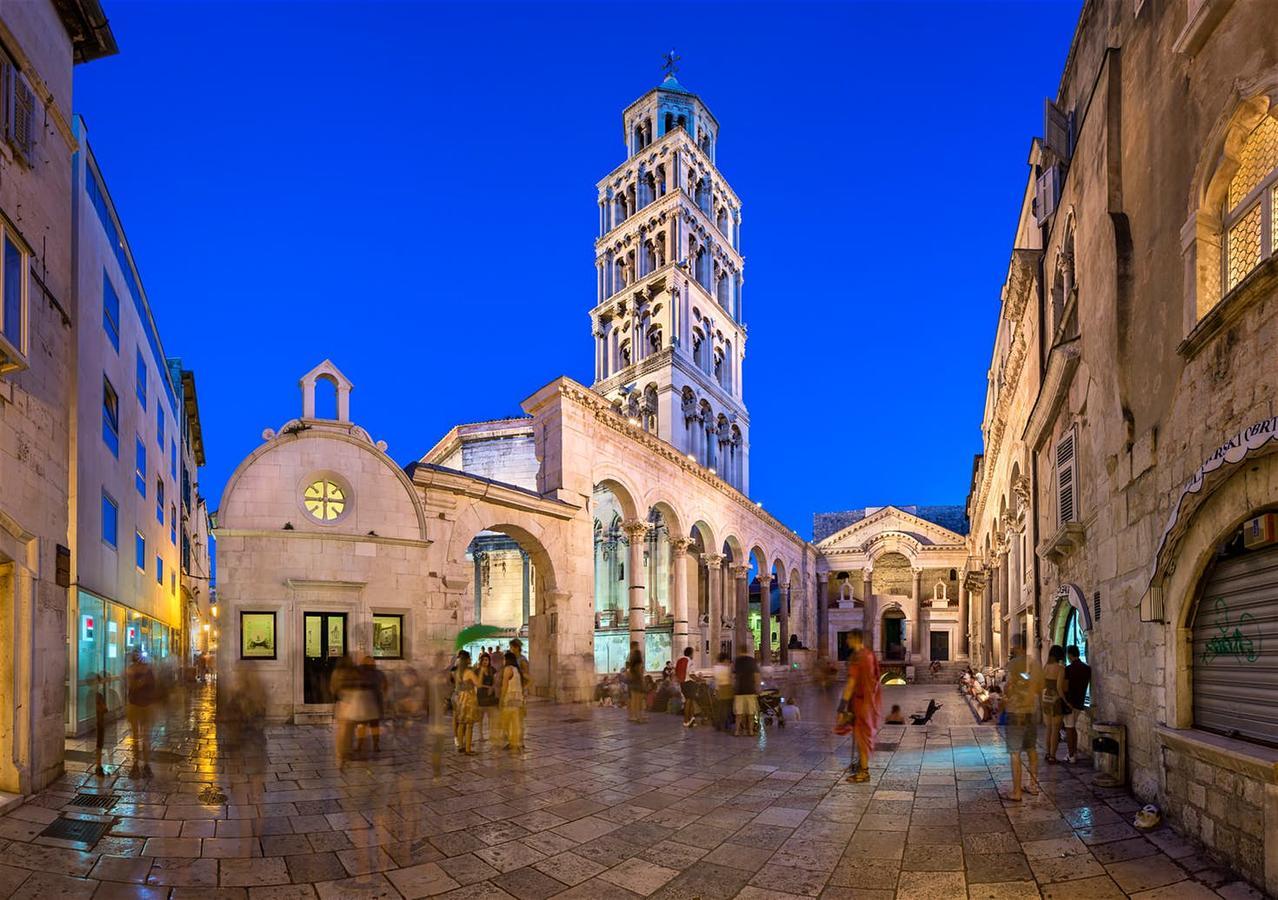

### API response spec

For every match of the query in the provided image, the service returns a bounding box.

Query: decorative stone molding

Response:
[620,519,649,541]
[1039,521,1086,564]
[670,538,693,557]
[700,553,724,567]
[729,564,750,580]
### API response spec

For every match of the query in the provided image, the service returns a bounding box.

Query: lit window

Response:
[102,376,120,457]
[0,229,28,371]
[102,274,119,352]
[135,532,146,571]
[102,491,118,549]
[1224,115,1278,292]
[135,438,147,496]
[303,479,346,521]
[136,349,147,409]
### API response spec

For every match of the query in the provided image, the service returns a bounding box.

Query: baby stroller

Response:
[684,677,717,727]
[758,689,785,729]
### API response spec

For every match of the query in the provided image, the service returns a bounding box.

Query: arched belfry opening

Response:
[300,359,353,422]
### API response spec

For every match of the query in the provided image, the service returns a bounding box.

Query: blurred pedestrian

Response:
[453,650,478,754]
[424,653,451,777]
[476,653,498,741]
[626,641,647,723]
[93,671,114,776]
[1002,633,1044,801]
[713,651,734,731]
[733,651,759,736]
[332,655,360,769]
[500,649,526,752]
[124,649,156,778]
[354,655,387,754]
[841,628,882,783]
[1063,645,1091,764]
[1043,645,1068,764]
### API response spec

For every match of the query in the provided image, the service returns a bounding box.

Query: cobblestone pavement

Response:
[0,684,1263,899]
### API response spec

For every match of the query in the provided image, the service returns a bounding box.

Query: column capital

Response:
[670,537,693,556]
[729,564,751,580]
[777,580,789,591]
[620,519,649,540]
[701,553,725,567]
[757,573,772,586]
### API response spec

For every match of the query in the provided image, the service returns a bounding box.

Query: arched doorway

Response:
[462,532,533,662]
[882,606,907,662]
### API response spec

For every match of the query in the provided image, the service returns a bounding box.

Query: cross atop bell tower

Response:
[590,63,750,494]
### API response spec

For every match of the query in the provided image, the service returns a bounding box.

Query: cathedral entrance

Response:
[882,608,906,661]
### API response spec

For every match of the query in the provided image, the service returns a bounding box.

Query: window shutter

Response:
[1035,165,1062,226]
[1056,428,1077,525]
[1044,99,1073,161]
[10,74,35,163]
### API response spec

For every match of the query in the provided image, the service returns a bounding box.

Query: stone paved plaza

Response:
[0,685,1261,900]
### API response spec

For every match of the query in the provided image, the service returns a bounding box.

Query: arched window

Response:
[619,340,631,368]
[1223,114,1278,293]
[648,326,662,354]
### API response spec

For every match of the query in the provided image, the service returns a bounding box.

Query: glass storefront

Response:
[593,628,672,675]
[69,588,179,735]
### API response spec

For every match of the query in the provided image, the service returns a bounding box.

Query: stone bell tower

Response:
[589,62,750,494]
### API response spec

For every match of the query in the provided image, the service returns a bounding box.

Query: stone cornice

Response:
[596,129,741,208]
[213,529,430,550]
[522,377,805,551]
[1003,249,1042,324]
[409,465,579,521]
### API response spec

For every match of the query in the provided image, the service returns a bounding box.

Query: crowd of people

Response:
[593,641,802,737]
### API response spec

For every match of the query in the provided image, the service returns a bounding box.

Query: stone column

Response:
[757,573,772,665]
[671,538,692,659]
[958,581,970,657]
[981,569,994,668]
[816,572,830,659]
[730,564,751,654]
[622,520,649,650]
[703,554,723,661]
[911,568,923,658]
[778,580,790,665]
[863,568,875,654]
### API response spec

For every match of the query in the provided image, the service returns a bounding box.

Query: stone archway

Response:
[881,604,908,662]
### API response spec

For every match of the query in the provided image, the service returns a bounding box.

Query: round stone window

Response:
[303,479,347,522]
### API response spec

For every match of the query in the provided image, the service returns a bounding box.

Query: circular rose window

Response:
[303,479,346,521]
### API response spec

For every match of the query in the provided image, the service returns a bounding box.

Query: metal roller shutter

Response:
[1191,542,1278,746]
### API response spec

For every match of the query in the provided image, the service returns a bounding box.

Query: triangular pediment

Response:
[816,505,967,551]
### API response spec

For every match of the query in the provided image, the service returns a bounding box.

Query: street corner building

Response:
[214,78,818,720]
[962,0,1278,891]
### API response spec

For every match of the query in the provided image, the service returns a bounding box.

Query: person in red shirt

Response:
[676,647,697,728]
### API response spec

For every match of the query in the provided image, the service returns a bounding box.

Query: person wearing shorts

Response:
[732,653,759,736]
[1001,634,1043,802]
[1063,645,1092,763]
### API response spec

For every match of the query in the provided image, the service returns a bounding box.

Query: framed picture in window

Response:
[240,611,277,659]
[372,614,403,659]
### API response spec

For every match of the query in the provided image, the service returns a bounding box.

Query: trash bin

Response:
[1092,721,1126,787]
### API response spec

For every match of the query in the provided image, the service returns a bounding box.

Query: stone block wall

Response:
[461,434,539,492]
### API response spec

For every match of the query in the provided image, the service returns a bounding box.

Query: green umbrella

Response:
[455,624,508,651]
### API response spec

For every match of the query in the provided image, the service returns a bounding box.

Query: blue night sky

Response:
[74,0,1080,539]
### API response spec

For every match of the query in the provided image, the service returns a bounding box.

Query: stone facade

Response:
[814,506,969,665]
[963,0,1278,893]
[0,1,113,794]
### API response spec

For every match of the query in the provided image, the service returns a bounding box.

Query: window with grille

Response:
[1056,427,1078,526]
[1224,114,1278,293]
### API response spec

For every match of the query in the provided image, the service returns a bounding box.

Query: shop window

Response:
[1189,513,1278,746]
[372,614,403,659]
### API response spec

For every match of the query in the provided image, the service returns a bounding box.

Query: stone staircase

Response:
[912,660,967,685]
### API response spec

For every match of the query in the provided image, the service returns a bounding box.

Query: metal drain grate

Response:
[40,817,111,845]
[69,793,117,810]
